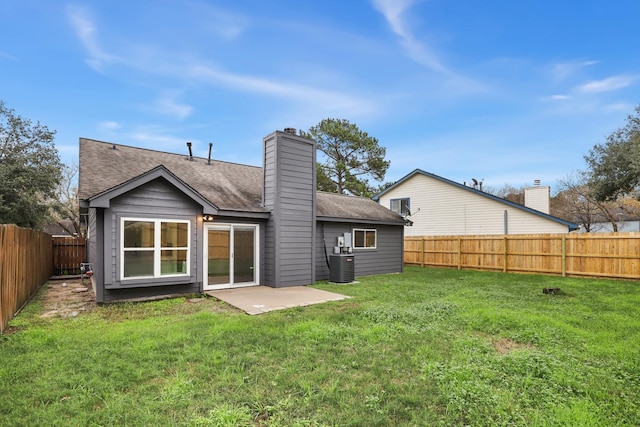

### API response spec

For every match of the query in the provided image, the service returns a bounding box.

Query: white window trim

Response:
[120,217,191,280]
[203,223,260,291]
[353,228,377,249]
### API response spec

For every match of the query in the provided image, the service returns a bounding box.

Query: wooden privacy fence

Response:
[405,232,640,281]
[0,224,52,333]
[52,237,86,276]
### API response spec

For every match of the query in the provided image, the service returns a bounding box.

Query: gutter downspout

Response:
[504,210,508,234]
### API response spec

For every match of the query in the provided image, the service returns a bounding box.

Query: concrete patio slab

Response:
[205,286,350,315]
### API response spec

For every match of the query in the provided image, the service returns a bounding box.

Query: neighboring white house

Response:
[374,169,577,236]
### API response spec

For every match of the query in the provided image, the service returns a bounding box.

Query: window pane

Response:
[124,221,154,248]
[234,227,255,283]
[354,230,365,247]
[161,222,188,247]
[208,228,230,285]
[390,200,400,213]
[366,231,376,247]
[161,250,188,275]
[401,199,410,215]
[124,251,154,277]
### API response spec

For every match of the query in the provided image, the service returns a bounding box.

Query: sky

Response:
[1,0,639,193]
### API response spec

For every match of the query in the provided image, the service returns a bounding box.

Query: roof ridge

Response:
[317,191,372,200]
[79,137,263,169]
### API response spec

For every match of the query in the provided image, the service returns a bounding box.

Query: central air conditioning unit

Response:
[329,254,355,283]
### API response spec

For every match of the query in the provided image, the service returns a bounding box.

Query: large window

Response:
[121,218,190,279]
[390,198,410,216]
[353,228,376,249]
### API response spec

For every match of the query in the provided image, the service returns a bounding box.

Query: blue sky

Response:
[1,0,639,191]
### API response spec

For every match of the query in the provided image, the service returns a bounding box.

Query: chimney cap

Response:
[284,127,297,135]
[534,179,541,186]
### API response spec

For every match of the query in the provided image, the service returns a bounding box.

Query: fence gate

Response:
[52,237,86,276]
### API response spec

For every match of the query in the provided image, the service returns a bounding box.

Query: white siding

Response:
[379,174,568,236]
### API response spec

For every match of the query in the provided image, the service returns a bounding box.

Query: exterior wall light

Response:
[203,215,215,222]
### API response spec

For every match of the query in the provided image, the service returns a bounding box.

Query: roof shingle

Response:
[79,138,404,223]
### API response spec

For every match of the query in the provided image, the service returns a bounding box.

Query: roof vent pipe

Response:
[284,127,297,135]
[208,142,213,165]
[186,141,193,161]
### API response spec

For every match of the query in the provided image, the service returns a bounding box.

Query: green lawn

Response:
[1,267,639,426]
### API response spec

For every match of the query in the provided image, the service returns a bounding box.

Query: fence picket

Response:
[405,232,640,280]
[0,225,53,333]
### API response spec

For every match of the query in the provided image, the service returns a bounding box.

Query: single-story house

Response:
[579,211,640,233]
[374,169,577,236]
[44,219,77,237]
[78,129,405,303]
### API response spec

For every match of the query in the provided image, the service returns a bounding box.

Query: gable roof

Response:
[374,168,578,230]
[44,220,76,237]
[86,165,220,215]
[79,138,404,224]
[79,138,267,214]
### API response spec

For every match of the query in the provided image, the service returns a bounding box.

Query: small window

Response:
[121,218,190,279]
[390,198,410,216]
[353,228,376,249]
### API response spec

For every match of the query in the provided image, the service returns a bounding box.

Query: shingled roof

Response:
[79,138,404,224]
[316,192,404,224]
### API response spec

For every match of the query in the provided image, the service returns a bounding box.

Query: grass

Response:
[1,267,639,426]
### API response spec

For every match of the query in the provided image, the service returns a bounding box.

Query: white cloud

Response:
[186,63,379,117]
[98,120,122,131]
[153,96,193,120]
[127,127,187,148]
[189,2,249,39]
[371,0,449,74]
[0,51,17,61]
[67,5,118,71]
[603,102,633,112]
[64,4,380,120]
[550,94,571,100]
[552,60,598,81]
[577,75,636,93]
[370,0,485,95]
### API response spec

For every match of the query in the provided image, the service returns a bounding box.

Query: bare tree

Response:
[483,183,526,205]
[51,163,86,237]
[554,171,623,232]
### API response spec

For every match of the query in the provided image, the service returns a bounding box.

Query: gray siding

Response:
[263,134,277,286]
[263,132,316,287]
[316,221,404,281]
[100,178,201,302]
[87,208,105,303]
[87,208,97,268]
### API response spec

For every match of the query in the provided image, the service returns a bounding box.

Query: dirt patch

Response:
[492,337,534,354]
[40,278,96,319]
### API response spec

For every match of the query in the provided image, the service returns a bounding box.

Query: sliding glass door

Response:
[204,224,258,290]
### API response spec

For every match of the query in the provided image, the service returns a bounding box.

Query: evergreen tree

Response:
[0,101,62,229]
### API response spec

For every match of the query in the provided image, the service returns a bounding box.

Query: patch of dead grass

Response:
[491,337,534,354]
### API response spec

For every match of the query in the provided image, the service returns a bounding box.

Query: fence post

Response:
[503,236,508,273]
[457,237,462,270]
[420,238,425,268]
[562,235,566,277]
